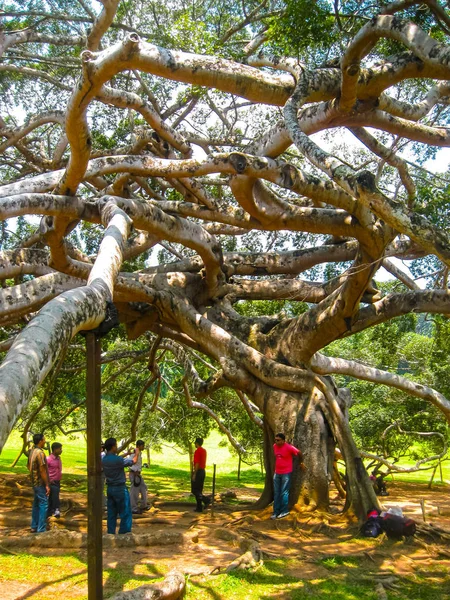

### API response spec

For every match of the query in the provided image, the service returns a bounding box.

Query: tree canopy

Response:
[0,0,450,518]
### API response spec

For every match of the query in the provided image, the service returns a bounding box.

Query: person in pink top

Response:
[47,442,63,518]
[272,433,302,519]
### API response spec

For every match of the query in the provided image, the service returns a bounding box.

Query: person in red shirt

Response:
[191,437,210,512]
[272,433,302,519]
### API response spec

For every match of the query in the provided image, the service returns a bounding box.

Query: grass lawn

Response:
[0,553,447,600]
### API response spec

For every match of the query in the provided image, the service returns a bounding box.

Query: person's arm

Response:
[292,445,306,471]
[47,455,54,484]
[39,454,50,495]
[192,452,198,481]
[132,447,140,465]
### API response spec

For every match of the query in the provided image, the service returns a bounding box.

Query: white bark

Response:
[311,353,450,421]
[0,202,131,449]
[86,0,120,51]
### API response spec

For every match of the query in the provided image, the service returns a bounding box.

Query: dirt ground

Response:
[1,474,450,599]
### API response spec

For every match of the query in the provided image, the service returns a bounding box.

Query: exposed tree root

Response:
[375,582,388,600]
[213,527,263,572]
[109,569,185,600]
[0,528,198,549]
[416,522,450,543]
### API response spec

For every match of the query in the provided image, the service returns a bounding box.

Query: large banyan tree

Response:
[0,0,450,519]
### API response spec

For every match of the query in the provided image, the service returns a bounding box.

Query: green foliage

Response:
[430,315,450,399]
[267,0,337,60]
[235,299,308,318]
[327,309,449,463]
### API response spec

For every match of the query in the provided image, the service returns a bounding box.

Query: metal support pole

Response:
[237,454,241,481]
[211,463,216,518]
[86,332,103,600]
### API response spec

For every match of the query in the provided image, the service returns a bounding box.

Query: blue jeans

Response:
[107,485,132,534]
[273,472,292,516]
[31,485,48,532]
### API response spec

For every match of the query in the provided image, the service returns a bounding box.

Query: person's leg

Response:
[47,486,53,518]
[106,488,117,534]
[47,482,60,516]
[53,481,61,516]
[118,487,132,534]
[35,485,48,532]
[273,474,281,516]
[129,472,139,512]
[278,473,292,516]
[197,470,206,511]
[31,488,39,531]
[192,471,205,512]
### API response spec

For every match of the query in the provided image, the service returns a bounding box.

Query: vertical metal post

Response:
[211,463,217,518]
[86,332,103,600]
[237,454,241,481]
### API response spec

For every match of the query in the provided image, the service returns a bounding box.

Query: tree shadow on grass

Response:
[15,568,87,600]
[185,558,450,600]
[2,549,171,600]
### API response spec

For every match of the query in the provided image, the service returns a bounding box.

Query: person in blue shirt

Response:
[101,437,136,534]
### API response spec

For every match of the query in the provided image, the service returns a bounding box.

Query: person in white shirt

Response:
[129,440,149,513]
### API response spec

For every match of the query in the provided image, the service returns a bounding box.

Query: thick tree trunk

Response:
[252,388,333,512]
[318,378,380,519]
[290,393,334,511]
[252,420,274,509]
[252,380,377,520]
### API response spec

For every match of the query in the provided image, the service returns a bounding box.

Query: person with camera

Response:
[101,438,135,534]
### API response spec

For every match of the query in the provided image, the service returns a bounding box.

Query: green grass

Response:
[0,552,168,600]
[184,558,449,600]
[0,553,447,600]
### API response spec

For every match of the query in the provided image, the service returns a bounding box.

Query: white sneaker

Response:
[54,509,61,518]
[270,513,278,519]
[277,511,290,519]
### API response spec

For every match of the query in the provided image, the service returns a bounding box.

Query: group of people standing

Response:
[27,433,63,533]
[27,429,302,535]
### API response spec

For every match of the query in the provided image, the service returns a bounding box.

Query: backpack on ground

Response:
[380,512,416,537]
[361,516,383,538]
